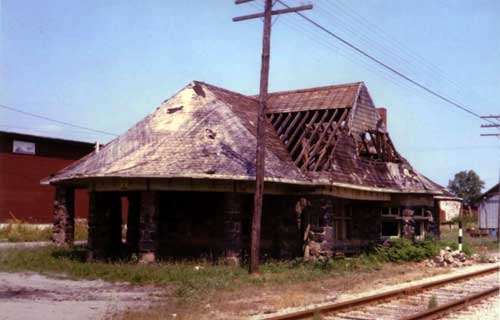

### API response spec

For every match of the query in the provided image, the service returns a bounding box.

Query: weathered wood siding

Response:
[349,85,383,139]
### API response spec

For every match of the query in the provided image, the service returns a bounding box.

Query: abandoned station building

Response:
[44,81,457,262]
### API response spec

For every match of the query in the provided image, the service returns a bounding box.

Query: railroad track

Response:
[262,265,499,320]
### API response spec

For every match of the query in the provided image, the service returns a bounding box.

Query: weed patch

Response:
[374,238,438,262]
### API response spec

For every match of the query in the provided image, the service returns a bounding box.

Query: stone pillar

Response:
[223,192,242,265]
[52,186,75,246]
[87,191,122,261]
[126,192,141,255]
[138,191,159,263]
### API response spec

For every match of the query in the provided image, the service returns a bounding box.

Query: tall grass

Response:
[0,220,88,242]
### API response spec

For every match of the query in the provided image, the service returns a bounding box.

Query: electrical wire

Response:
[276,0,489,121]
[0,103,118,137]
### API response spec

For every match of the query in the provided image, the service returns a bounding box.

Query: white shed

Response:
[478,184,499,230]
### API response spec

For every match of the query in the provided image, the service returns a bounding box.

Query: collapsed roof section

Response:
[45,80,448,195]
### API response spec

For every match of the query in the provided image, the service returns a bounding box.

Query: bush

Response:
[374,238,438,262]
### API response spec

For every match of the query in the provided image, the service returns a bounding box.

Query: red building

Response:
[0,131,95,223]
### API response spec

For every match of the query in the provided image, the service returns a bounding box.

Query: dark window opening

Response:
[381,220,399,236]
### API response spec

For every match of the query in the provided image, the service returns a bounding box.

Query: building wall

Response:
[0,132,94,223]
[146,191,441,260]
[438,200,462,223]
[153,191,300,260]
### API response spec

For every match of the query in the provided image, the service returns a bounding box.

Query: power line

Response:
[0,103,118,137]
[276,0,491,122]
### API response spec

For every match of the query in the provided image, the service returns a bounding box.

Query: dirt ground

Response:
[0,272,164,320]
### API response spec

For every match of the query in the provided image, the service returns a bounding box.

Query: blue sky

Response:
[1,0,499,189]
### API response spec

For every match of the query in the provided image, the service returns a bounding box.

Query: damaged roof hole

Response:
[167,105,183,114]
[205,129,216,139]
[193,83,206,97]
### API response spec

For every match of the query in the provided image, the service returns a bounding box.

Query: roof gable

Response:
[265,82,361,113]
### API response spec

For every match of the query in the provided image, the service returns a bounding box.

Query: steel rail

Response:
[261,265,499,320]
[400,285,499,320]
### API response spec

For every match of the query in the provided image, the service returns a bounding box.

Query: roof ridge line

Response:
[264,81,364,97]
[192,80,259,102]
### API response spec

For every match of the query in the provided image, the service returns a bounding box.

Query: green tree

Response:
[448,170,485,207]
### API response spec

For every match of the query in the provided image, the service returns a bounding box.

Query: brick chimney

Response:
[376,108,387,129]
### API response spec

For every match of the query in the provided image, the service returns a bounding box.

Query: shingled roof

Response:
[45,81,309,185]
[45,80,448,195]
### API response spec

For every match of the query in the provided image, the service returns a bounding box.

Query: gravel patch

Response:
[0,241,86,250]
[252,262,500,319]
[441,294,500,320]
[0,272,163,320]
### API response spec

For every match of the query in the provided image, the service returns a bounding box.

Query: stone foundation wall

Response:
[52,186,75,246]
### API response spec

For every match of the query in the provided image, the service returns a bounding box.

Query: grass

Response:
[0,238,472,320]
[439,227,498,254]
[0,246,384,297]
[0,229,495,319]
[0,220,88,242]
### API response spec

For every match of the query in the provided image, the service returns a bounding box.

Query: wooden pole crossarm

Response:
[233,4,313,22]
[235,0,255,4]
[481,124,500,128]
[480,115,500,119]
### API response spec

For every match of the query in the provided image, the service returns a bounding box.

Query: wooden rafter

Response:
[294,110,330,166]
[313,108,349,171]
[301,109,339,170]
[286,111,310,148]
[290,110,320,157]
[272,113,284,127]
[277,113,292,136]
[283,111,303,140]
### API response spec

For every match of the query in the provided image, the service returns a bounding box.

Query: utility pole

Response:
[233,0,312,274]
[480,114,500,242]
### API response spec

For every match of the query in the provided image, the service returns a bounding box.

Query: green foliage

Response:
[448,170,484,206]
[450,215,477,227]
[374,238,438,262]
[427,295,438,309]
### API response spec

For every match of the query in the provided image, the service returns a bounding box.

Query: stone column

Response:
[87,191,122,261]
[223,192,242,265]
[52,186,75,246]
[126,192,141,255]
[138,191,159,263]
